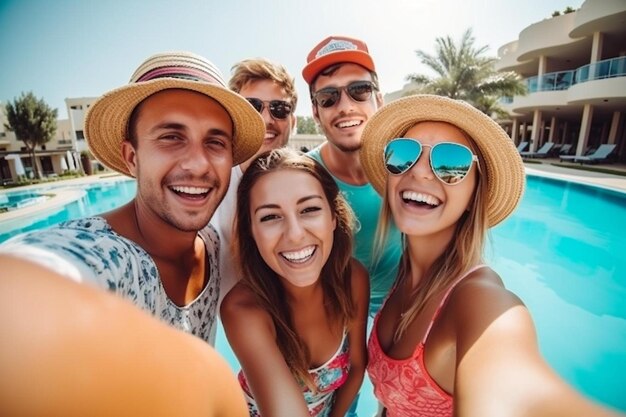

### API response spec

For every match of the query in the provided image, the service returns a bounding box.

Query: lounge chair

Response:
[573,144,617,164]
[516,141,529,153]
[559,144,572,155]
[520,142,555,158]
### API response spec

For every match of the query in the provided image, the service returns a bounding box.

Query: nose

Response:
[410,147,435,181]
[284,214,305,243]
[260,106,274,124]
[179,142,214,174]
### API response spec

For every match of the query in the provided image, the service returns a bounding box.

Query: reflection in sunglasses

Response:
[384,138,478,185]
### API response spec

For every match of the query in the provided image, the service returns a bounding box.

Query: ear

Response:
[121,140,138,178]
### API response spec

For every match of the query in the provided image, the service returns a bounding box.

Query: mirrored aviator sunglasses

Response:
[246,98,292,120]
[384,138,479,185]
[312,80,377,108]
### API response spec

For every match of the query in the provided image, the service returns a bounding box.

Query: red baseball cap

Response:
[302,36,376,85]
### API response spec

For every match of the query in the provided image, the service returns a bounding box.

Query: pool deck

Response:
[524,162,626,193]
[1,164,625,225]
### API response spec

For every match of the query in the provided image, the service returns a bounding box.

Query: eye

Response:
[159,133,183,141]
[301,206,322,215]
[259,213,280,222]
[206,137,228,149]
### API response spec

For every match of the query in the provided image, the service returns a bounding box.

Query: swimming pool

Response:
[0,175,624,412]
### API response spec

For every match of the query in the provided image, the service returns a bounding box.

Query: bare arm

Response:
[221,284,310,417]
[0,255,248,417]
[451,269,622,417]
[329,259,370,417]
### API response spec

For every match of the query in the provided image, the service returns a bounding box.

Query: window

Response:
[76,130,85,140]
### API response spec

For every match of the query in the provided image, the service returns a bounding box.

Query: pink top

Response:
[367,265,487,417]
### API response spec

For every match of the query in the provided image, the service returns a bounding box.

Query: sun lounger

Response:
[516,141,529,153]
[559,144,572,155]
[573,144,617,164]
[521,142,555,158]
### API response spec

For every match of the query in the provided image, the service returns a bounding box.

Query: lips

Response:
[335,119,362,129]
[401,190,441,208]
[280,245,316,264]
[169,185,210,200]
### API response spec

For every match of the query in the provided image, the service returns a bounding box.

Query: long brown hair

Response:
[374,125,489,342]
[234,147,356,386]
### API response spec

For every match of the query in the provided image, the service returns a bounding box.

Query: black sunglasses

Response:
[246,98,292,120]
[312,80,377,108]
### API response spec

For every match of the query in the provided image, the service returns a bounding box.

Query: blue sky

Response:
[0,0,583,118]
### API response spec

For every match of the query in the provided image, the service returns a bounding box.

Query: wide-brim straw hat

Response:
[360,94,525,227]
[85,51,265,176]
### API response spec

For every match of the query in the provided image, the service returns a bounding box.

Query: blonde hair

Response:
[234,148,355,387]
[229,58,298,110]
[374,126,489,342]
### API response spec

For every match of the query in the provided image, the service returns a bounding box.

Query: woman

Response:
[221,148,369,417]
[360,95,621,417]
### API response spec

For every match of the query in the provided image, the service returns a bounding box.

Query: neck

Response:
[283,279,323,305]
[404,229,454,289]
[320,142,368,185]
[103,200,199,262]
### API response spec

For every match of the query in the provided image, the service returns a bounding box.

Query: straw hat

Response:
[85,51,265,176]
[360,94,525,227]
[302,36,375,85]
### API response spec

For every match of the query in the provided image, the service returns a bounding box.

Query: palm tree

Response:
[4,92,58,179]
[406,28,525,118]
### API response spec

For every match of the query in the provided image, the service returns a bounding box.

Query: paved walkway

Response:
[524,162,626,193]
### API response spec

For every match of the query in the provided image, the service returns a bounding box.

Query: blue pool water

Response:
[0,175,624,413]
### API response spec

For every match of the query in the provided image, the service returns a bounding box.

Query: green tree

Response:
[4,92,58,179]
[406,28,526,118]
[296,116,320,135]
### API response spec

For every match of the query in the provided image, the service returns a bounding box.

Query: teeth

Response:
[281,246,315,263]
[171,186,209,195]
[264,132,277,139]
[337,120,361,128]
[402,191,441,206]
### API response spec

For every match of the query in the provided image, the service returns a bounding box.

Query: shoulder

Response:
[221,282,273,329]
[446,266,532,346]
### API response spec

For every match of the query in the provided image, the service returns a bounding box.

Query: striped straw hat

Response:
[85,51,265,176]
[360,94,525,227]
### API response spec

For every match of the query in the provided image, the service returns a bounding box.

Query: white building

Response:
[0,97,96,183]
[496,0,626,160]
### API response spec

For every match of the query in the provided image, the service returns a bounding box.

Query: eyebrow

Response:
[254,195,323,214]
[149,122,232,139]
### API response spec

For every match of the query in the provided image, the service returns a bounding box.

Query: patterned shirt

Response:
[238,331,350,417]
[0,217,221,345]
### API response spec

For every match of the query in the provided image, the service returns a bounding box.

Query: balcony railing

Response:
[524,56,626,93]
[575,56,626,83]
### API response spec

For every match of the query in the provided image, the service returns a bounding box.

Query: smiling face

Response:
[249,169,336,288]
[122,89,233,232]
[312,63,382,153]
[387,121,477,242]
[239,79,295,168]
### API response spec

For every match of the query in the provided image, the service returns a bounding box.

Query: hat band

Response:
[135,66,223,85]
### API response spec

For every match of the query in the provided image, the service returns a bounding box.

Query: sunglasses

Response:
[246,98,292,120]
[312,80,377,108]
[384,138,479,185]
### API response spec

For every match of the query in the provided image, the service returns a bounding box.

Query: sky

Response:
[0,0,584,119]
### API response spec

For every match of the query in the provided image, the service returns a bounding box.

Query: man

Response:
[0,51,265,346]
[211,58,297,301]
[303,36,403,316]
